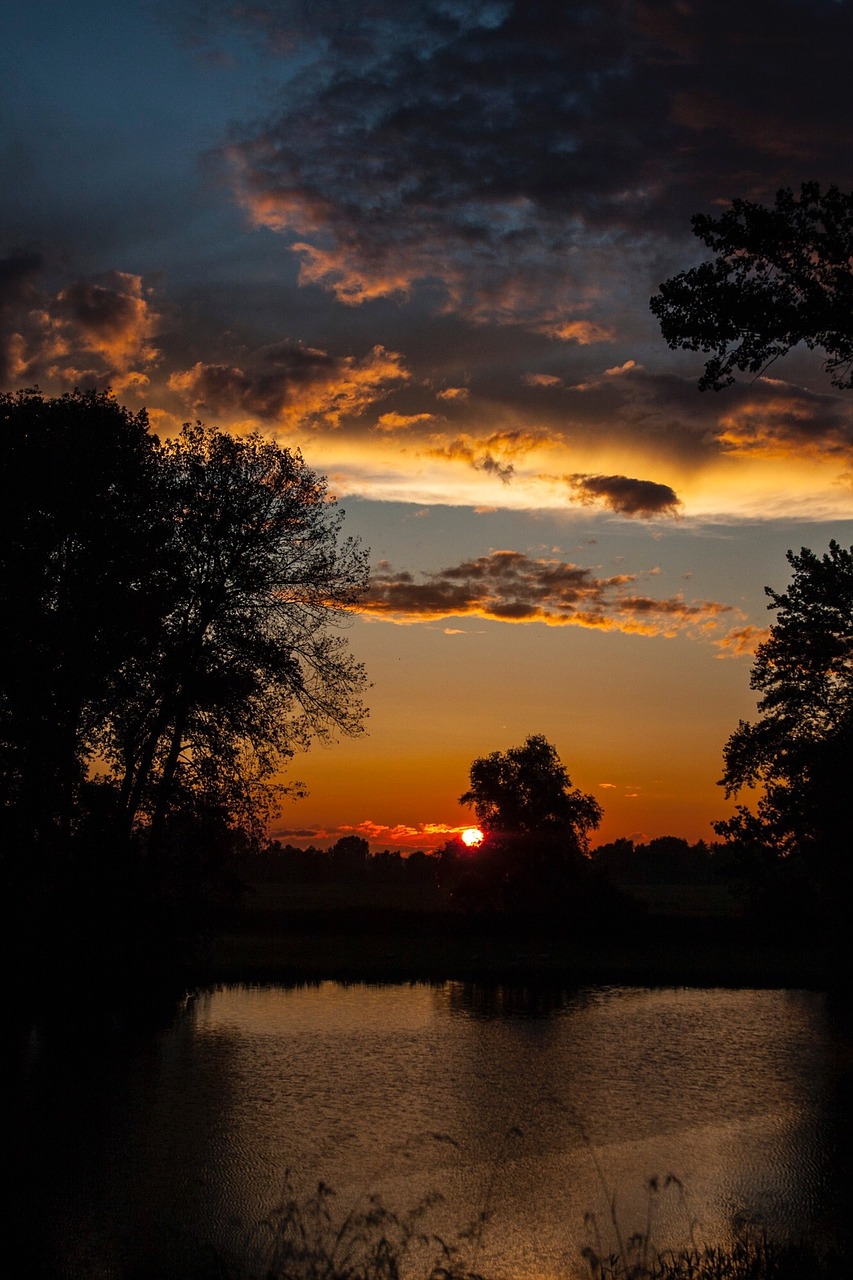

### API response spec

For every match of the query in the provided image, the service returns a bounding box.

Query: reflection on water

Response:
[8,982,849,1279]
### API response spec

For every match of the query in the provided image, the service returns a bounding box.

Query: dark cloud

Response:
[169,341,409,424]
[0,250,42,306]
[0,261,159,392]
[218,0,853,325]
[0,250,42,383]
[564,363,853,461]
[569,473,681,517]
[55,271,160,370]
[364,549,734,637]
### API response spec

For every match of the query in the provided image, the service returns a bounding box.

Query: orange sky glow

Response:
[4,0,852,852]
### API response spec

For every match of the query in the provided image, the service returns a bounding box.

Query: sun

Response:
[461,827,484,848]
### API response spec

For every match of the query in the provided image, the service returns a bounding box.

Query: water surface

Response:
[11,982,848,1278]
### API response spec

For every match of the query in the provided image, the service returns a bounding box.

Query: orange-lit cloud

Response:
[1,260,160,393]
[363,549,737,641]
[169,342,409,426]
[375,411,434,432]
[291,241,417,306]
[424,428,549,479]
[273,818,466,852]
[426,434,516,483]
[55,271,159,372]
[713,624,772,659]
[716,379,853,458]
[540,319,615,344]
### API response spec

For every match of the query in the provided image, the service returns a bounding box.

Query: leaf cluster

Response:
[651,183,853,389]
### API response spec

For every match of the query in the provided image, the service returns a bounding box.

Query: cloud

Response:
[426,433,518,482]
[216,0,853,331]
[569,473,681,517]
[0,250,45,384]
[283,818,463,852]
[419,427,550,486]
[375,411,434,432]
[523,373,563,388]
[715,379,853,458]
[540,320,615,344]
[566,364,853,463]
[0,261,160,393]
[713,624,771,658]
[55,272,160,373]
[363,549,736,640]
[169,342,409,426]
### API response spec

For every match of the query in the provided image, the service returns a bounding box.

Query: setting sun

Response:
[461,827,484,847]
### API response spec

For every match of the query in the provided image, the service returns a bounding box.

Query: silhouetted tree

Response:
[328,834,370,874]
[0,391,369,986]
[451,735,603,914]
[715,542,853,913]
[651,183,853,389]
[101,421,369,851]
[461,734,602,844]
[0,388,163,859]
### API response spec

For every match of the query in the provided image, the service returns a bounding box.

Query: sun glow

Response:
[461,827,484,847]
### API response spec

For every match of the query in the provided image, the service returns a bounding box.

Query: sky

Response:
[2,0,852,850]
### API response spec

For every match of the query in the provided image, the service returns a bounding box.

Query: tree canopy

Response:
[460,733,602,849]
[715,542,853,900]
[650,183,853,390]
[102,420,369,846]
[446,735,603,915]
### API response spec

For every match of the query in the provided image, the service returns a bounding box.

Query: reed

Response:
[217,1171,839,1280]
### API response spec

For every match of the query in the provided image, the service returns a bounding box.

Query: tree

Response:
[715,542,853,906]
[650,183,853,390]
[450,735,603,914]
[0,388,164,855]
[328,834,370,875]
[460,733,602,846]
[101,421,369,849]
[0,392,369,981]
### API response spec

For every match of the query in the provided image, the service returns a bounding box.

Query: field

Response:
[199,871,827,990]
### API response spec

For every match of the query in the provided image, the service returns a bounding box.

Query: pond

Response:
[9,981,850,1278]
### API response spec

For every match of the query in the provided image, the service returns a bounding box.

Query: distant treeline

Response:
[239,833,732,888]
[237,836,439,885]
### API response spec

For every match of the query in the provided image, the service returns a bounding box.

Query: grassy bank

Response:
[196,902,831,990]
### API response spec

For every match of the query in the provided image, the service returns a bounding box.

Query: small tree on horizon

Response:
[448,735,603,915]
[460,733,602,850]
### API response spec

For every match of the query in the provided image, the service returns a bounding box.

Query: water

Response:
[9,982,850,1278]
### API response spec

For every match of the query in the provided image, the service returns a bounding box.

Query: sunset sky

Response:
[3,0,852,849]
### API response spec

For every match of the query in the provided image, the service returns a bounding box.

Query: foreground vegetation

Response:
[209,1174,842,1280]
